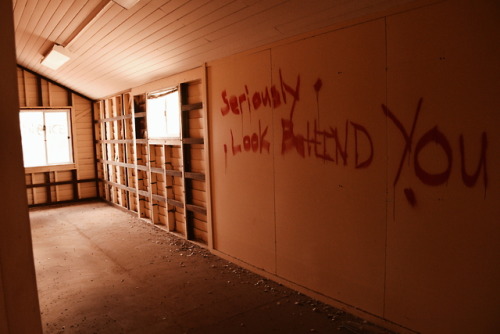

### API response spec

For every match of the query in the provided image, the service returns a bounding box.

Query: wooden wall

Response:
[207,0,500,333]
[0,0,43,332]
[17,66,97,206]
[95,67,212,246]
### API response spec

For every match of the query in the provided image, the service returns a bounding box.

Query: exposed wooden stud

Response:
[94,76,208,244]
[181,102,203,112]
[22,69,29,106]
[17,65,91,101]
[72,169,79,200]
[17,67,97,206]
[28,197,100,208]
[182,138,204,145]
[45,172,52,204]
[186,204,207,215]
[185,172,205,181]
[31,173,36,205]
[36,76,42,106]
[26,178,97,189]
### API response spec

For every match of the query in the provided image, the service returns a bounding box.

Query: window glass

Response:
[19,109,73,167]
[45,111,72,164]
[146,89,180,138]
[165,90,180,138]
[19,111,46,167]
[146,97,168,138]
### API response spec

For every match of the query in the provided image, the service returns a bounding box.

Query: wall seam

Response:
[383,15,389,319]
[270,48,278,276]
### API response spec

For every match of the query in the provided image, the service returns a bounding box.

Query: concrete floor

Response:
[30,201,395,334]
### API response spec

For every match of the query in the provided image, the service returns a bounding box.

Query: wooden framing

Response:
[17,66,98,207]
[95,77,210,245]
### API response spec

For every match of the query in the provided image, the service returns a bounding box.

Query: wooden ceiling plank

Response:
[119,0,286,70]
[159,0,191,17]
[62,0,169,74]
[21,0,81,72]
[68,0,154,54]
[66,4,123,53]
[14,0,38,41]
[13,0,28,31]
[86,0,191,59]
[68,0,250,84]
[67,0,210,79]
[63,5,169,78]
[22,0,95,78]
[21,0,76,68]
[78,0,285,84]
[13,0,414,100]
[161,0,212,21]
[115,15,290,84]
[17,0,60,63]
[70,0,165,55]
[71,19,187,84]
[274,0,378,35]
[54,0,106,46]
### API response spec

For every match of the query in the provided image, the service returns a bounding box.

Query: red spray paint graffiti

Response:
[279,72,374,168]
[382,99,488,206]
[218,70,489,208]
[220,69,300,167]
[220,70,375,169]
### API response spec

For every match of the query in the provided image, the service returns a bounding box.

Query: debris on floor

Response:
[31,202,396,334]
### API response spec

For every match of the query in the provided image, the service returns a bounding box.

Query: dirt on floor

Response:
[30,201,396,334]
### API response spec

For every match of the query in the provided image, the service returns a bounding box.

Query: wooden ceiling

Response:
[13,0,418,100]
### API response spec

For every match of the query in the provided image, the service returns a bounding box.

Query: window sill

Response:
[25,164,77,174]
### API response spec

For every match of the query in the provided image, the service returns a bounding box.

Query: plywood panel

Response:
[17,67,26,106]
[56,184,73,201]
[384,1,500,333]
[48,82,69,106]
[23,70,38,106]
[270,19,387,315]
[208,49,276,273]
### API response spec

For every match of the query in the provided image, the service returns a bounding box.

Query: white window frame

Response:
[19,108,74,169]
[146,87,181,139]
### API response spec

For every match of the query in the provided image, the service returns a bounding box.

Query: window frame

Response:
[146,87,182,140]
[19,108,75,171]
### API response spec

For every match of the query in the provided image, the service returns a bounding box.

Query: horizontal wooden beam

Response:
[185,172,205,181]
[181,102,203,112]
[182,138,204,145]
[96,114,133,123]
[97,139,134,144]
[28,197,100,208]
[186,204,207,215]
[26,178,97,189]
[102,179,136,194]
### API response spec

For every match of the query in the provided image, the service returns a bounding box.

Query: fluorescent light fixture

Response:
[41,45,71,70]
[112,0,140,9]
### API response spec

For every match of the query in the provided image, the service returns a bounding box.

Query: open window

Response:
[19,109,73,167]
[146,87,181,139]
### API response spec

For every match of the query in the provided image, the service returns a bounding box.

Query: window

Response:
[146,88,181,139]
[19,109,73,167]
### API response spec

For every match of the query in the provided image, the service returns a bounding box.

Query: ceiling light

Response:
[40,45,71,70]
[112,0,140,9]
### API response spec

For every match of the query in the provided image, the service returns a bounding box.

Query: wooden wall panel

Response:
[383,1,500,333]
[0,3,43,330]
[17,67,97,206]
[23,70,38,107]
[208,50,276,273]
[206,1,500,333]
[48,82,69,106]
[17,66,26,106]
[271,18,387,315]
